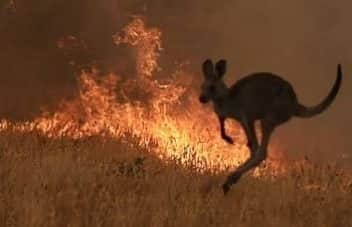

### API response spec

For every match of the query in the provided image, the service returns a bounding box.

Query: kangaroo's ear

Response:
[215,59,227,79]
[202,59,214,79]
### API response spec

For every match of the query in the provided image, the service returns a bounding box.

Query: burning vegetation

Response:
[0,17,285,174]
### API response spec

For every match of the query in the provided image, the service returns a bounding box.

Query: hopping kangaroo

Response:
[199,59,342,195]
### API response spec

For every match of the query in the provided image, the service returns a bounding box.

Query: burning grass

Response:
[0,17,284,174]
[0,131,352,227]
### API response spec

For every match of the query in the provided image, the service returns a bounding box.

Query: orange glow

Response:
[0,17,285,174]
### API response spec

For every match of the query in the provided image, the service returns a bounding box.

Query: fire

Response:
[0,17,285,174]
[113,16,162,79]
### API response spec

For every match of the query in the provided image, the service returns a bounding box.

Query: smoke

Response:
[0,0,134,119]
[0,0,351,162]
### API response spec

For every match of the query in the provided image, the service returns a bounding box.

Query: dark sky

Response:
[0,0,350,162]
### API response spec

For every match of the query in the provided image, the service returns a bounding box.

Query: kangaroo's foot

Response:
[222,172,242,195]
[222,135,234,144]
[222,182,231,195]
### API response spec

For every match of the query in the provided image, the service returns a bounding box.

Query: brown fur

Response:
[199,59,342,194]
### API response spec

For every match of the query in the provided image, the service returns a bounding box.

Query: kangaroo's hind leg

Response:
[241,119,258,154]
[222,120,274,195]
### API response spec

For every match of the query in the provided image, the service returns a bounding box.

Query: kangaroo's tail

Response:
[295,64,342,118]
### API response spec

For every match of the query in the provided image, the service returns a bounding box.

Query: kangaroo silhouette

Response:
[199,59,342,195]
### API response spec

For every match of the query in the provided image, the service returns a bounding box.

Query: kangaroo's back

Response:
[227,73,298,120]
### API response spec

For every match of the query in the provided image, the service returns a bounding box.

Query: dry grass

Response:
[0,131,351,227]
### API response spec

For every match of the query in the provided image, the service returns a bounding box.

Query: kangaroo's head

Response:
[199,59,228,104]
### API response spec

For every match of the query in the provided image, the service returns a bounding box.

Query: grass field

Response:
[0,130,351,227]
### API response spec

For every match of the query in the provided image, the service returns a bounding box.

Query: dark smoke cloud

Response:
[0,0,134,119]
[0,0,350,163]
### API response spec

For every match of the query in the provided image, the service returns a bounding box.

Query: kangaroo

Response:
[199,59,342,195]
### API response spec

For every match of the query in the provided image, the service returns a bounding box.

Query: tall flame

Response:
[0,17,285,174]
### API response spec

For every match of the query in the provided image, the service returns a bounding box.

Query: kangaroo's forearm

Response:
[218,116,234,144]
[219,116,227,135]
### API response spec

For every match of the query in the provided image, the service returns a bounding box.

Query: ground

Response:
[0,131,351,227]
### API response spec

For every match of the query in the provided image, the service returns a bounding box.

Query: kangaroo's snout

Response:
[199,95,210,103]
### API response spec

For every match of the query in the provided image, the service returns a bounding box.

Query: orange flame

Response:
[0,17,285,174]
